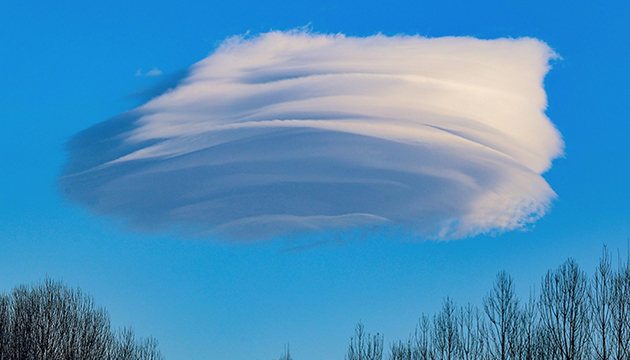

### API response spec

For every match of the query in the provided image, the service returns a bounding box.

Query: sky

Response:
[1,1,629,360]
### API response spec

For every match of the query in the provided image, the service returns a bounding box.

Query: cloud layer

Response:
[60,30,563,241]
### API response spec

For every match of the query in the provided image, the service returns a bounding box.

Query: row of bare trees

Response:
[0,278,163,360]
[341,245,630,360]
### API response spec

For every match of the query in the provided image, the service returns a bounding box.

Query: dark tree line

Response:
[0,278,163,360]
[318,245,630,360]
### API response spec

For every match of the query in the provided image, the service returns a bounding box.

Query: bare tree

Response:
[539,258,590,360]
[432,298,459,360]
[389,340,414,360]
[0,294,11,360]
[591,246,614,360]
[346,322,384,360]
[384,246,630,360]
[0,278,163,360]
[532,325,559,360]
[515,290,538,360]
[414,314,433,360]
[10,284,38,360]
[136,337,162,360]
[484,271,519,360]
[114,327,164,360]
[611,248,630,360]
[457,304,486,360]
[388,314,434,360]
[279,343,293,360]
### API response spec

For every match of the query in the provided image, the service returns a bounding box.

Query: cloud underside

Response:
[60,30,563,241]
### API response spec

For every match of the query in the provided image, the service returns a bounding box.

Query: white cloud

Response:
[145,67,163,76]
[135,67,163,77]
[61,30,563,241]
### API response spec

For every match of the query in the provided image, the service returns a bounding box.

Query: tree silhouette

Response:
[279,343,293,360]
[611,248,630,360]
[484,271,520,360]
[432,298,459,360]
[346,322,383,360]
[591,246,613,360]
[375,245,630,360]
[539,259,590,360]
[0,278,163,360]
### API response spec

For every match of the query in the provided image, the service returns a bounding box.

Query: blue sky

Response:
[1,1,629,359]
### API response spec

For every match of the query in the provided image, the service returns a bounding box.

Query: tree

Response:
[591,246,613,360]
[457,304,486,360]
[611,248,630,360]
[388,315,433,360]
[432,298,459,360]
[539,258,590,360]
[414,314,433,360]
[0,293,11,360]
[0,278,163,360]
[515,290,538,360]
[532,325,559,360]
[484,271,519,360]
[279,343,293,360]
[389,340,414,360]
[346,322,384,360]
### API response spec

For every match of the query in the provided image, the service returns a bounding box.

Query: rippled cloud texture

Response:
[60,30,563,241]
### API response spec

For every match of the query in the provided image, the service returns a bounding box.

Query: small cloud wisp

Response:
[135,67,163,77]
[61,30,563,241]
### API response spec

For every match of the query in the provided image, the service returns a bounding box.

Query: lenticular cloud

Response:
[60,30,563,240]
